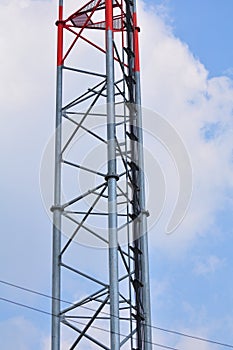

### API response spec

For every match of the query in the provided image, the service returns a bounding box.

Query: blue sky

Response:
[153,0,233,78]
[1,0,233,349]
[146,1,233,345]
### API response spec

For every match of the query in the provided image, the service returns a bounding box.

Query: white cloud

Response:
[2,0,232,256]
[0,316,46,350]
[133,1,233,253]
[1,0,233,348]
[193,255,225,276]
[175,337,212,350]
[0,0,56,108]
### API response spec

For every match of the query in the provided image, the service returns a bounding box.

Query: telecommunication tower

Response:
[51,0,152,348]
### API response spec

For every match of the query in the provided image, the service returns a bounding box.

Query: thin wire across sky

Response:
[1,278,232,349]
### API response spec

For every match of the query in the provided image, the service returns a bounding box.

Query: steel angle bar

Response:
[112,0,123,10]
[65,0,104,22]
[119,301,137,314]
[63,91,102,110]
[63,78,106,109]
[63,115,108,144]
[61,83,107,154]
[113,41,127,79]
[116,185,130,201]
[118,246,132,276]
[79,34,129,67]
[68,297,109,349]
[64,110,126,119]
[117,200,127,205]
[77,291,109,308]
[88,87,107,97]
[61,286,108,315]
[120,328,137,347]
[62,159,106,177]
[62,0,102,62]
[115,137,130,172]
[62,79,106,111]
[62,213,109,245]
[66,316,110,320]
[118,171,127,177]
[115,119,129,126]
[119,248,135,260]
[79,34,107,55]
[63,65,106,78]
[90,297,109,304]
[114,84,127,101]
[75,123,107,143]
[65,110,131,118]
[62,319,110,350]
[86,291,110,303]
[66,112,107,116]
[114,78,124,86]
[92,191,108,198]
[64,211,127,217]
[115,113,128,118]
[61,182,106,209]
[114,100,126,106]
[63,92,97,111]
[113,42,128,71]
[114,92,123,97]
[117,220,133,232]
[60,185,107,254]
[61,262,107,287]
[118,293,132,306]
[118,271,134,283]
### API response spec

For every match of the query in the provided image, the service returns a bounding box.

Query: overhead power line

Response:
[0,296,51,317]
[1,278,233,349]
[149,326,233,349]
[0,296,179,350]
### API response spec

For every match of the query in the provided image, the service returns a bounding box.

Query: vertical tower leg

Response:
[133,4,152,348]
[51,2,63,350]
[106,0,120,348]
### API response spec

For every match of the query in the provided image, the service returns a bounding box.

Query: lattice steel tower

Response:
[51,0,152,348]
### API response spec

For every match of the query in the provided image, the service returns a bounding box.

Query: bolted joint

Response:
[55,20,65,26]
[132,312,145,322]
[50,205,63,213]
[105,173,119,181]
[141,209,150,217]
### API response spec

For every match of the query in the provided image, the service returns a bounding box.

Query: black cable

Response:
[1,278,233,348]
[149,325,233,349]
[0,279,72,305]
[68,318,180,350]
[0,296,51,317]
[0,296,179,350]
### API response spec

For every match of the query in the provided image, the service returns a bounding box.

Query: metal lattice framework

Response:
[51,0,152,349]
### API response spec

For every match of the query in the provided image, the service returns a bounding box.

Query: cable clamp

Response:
[105,173,120,181]
[55,20,65,26]
[141,210,150,217]
[50,205,63,212]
